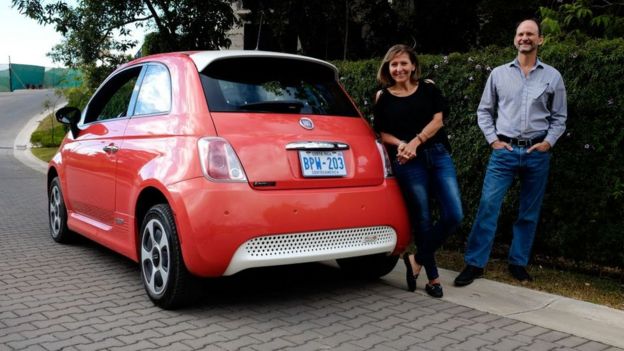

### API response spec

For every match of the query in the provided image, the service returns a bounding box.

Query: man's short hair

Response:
[515,18,542,36]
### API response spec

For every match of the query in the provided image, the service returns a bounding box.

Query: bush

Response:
[30,123,66,148]
[63,84,93,110]
[334,39,624,268]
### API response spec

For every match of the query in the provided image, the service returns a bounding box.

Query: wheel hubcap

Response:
[151,248,161,266]
[141,218,170,296]
[49,185,61,236]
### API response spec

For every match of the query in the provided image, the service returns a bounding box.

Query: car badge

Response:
[299,117,314,130]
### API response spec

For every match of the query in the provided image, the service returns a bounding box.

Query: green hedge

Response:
[334,39,624,268]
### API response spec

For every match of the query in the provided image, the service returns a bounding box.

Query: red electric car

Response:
[48,50,410,308]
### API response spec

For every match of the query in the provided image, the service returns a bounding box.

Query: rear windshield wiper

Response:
[237,101,304,113]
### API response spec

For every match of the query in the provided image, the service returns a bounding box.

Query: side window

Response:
[84,66,142,123]
[133,64,171,115]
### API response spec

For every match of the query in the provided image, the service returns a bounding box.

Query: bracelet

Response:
[416,134,425,143]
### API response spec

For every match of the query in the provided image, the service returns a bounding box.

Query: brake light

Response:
[376,140,394,177]
[198,137,247,182]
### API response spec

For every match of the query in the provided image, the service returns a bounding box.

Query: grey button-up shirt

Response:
[477,58,567,147]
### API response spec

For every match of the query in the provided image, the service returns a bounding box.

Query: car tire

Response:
[337,253,399,279]
[48,177,73,243]
[140,203,194,309]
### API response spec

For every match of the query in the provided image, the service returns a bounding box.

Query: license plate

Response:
[298,150,347,177]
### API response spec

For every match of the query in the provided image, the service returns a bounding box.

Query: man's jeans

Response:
[393,144,463,280]
[465,147,551,268]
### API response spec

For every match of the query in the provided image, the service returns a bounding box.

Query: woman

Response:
[373,44,463,298]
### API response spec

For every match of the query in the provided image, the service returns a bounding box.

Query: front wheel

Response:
[140,204,195,309]
[337,253,399,279]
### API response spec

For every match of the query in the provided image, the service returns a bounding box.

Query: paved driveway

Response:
[0,91,619,351]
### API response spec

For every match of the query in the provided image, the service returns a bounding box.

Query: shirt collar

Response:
[509,57,544,70]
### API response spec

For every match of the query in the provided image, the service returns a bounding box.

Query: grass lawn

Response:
[30,113,624,311]
[31,147,58,162]
[437,248,624,310]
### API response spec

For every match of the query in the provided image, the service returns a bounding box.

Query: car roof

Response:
[188,50,338,78]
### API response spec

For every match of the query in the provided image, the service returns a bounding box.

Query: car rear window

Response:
[199,57,359,117]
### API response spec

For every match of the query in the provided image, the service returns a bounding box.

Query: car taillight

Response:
[376,140,394,177]
[198,137,247,182]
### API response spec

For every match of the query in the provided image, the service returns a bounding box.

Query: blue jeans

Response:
[393,144,463,281]
[464,147,551,268]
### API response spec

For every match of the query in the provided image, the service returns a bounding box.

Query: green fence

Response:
[0,64,9,92]
[0,63,81,92]
[44,67,82,89]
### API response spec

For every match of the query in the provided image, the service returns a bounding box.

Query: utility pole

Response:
[8,56,13,92]
[255,11,263,50]
[343,0,349,60]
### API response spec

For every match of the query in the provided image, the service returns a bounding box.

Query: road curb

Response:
[13,103,67,174]
[382,265,624,348]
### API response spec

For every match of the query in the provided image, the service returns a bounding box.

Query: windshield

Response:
[200,57,359,117]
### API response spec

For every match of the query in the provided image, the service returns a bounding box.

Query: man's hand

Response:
[527,141,551,153]
[491,140,513,151]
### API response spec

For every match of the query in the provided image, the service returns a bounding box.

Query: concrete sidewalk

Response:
[383,266,624,349]
[13,108,51,174]
[13,109,624,350]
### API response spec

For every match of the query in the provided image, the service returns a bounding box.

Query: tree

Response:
[238,0,302,53]
[540,0,624,41]
[475,0,545,48]
[240,0,397,60]
[241,0,347,59]
[350,0,398,58]
[12,0,236,89]
[386,0,478,53]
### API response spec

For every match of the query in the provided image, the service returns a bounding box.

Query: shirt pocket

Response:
[529,83,550,100]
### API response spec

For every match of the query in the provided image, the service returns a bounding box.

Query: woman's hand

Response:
[397,141,417,164]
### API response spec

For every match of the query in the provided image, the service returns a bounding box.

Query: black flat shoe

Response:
[425,283,443,298]
[402,255,418,292]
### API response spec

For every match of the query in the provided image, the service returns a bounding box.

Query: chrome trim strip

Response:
[285,141,349,150]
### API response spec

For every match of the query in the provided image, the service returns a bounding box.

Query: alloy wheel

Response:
[141,218,171,296]
[49,184,62,237]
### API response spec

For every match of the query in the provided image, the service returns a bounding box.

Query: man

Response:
[454,19,567,286]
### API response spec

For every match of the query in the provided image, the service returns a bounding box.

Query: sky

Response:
[1,0,65,67]
[0,0,145,68]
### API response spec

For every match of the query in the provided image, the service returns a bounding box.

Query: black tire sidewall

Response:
[48,177,69,242]
[139,203,190,308]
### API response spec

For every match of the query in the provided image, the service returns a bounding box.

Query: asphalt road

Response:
[0,90,619,351]
[0,90,61,149]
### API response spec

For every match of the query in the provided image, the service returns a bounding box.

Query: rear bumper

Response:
[223,225,397,275]
[167,177,410,277]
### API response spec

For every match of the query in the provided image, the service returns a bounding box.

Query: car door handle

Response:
[103,145,119,153]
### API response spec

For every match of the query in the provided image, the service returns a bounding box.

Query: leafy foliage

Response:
[240,0,398,59]
[240,0,545,59]
[239,0,623,58]
[335,39,624,267]
[540,0,624,42]
[12,0,236,90]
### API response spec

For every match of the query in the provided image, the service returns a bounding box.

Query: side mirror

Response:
[55,106,81,139]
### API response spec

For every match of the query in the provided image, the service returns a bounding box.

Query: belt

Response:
[497,135,545,147]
